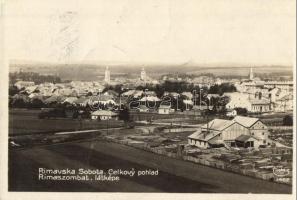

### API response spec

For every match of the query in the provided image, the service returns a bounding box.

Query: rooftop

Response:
[201,119,235,131]
[91,110,118,116]
[235,134,253,142]
[188,129,220,142]
[233,116,259,128]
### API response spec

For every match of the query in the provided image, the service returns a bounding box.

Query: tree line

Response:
[9,72,62,85]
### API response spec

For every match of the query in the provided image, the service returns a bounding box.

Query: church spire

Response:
[140,67,146,82]
[249,67,254,80]
[104,66,110,84]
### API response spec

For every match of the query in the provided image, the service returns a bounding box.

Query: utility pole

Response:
[145,88,148,107]
[193,89,196,106]
[119,95,121,110]
[205,111,209,139]
[176,95,179,111]
[79,116,82,130]
[106,117,109,135]
[200,88,203,110]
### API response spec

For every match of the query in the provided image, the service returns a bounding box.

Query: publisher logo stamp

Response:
[273,166,291,183]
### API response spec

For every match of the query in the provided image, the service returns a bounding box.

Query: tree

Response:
[208,83,236,95]
[283,115,293,126]
[113,84,124,95]
[169,95,187,111]
[210,96,230,112]
[9,71,61,85]
[102,84,123,95]
[119,106,131,127]
[163,80,189,93]
[9,86,19,96]
[155,84,165,98]
[86,92,93,96]
[11,98,27,108]
[208,84,221,95]
[30,98,45,108]
[216,96,230,107]
[234,107,248,115]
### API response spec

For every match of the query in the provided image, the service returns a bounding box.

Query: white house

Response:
[269,88,293,112]
[225,92,251,110]
[249,99,271,113]
[264,81,293,92]
[163,92,180,99]
[183,99,194,110]
[15,81,35,90]
[138,105,149,113]
[274,94,293,112]
[158,105,172,114]
[91,110,118,120]
[225,92,271,113]
[139,96,160,102]
[121,90,145,98]
[90,95,117,105]
[74,97,90,107]
[181,92,193,99]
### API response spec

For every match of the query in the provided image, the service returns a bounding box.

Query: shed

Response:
[235,135,259,148]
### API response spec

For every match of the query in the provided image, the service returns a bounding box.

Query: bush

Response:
[235,107,248,115]
[29,99,45,108]
[11,98,27,108]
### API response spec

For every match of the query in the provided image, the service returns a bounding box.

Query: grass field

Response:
[8,109,293,193]
[9,140,292,193]
[9,109,124,135]
[10,109,291,135]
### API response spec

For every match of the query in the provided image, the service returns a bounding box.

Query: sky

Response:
[4,0,296,66]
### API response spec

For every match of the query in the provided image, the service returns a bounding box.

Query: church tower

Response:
[249,67,254,81]
[104,66,110,83]
[140,67,146,82]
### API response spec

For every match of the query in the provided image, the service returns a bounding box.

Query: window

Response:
[252,133,254,135]
[262,132,265,135]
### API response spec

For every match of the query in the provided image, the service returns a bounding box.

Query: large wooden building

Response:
[188,116,269,149]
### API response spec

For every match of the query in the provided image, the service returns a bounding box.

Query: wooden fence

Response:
[102,136,292,185]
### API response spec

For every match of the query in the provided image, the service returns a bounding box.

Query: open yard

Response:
[9,140,292,193]
[9,109,124,135]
